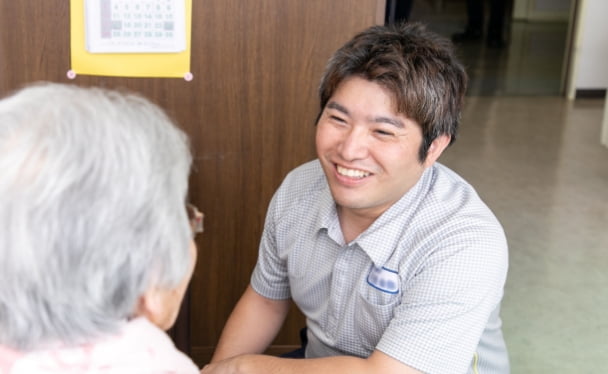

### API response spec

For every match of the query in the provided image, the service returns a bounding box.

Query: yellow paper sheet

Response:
[70,0,192,79]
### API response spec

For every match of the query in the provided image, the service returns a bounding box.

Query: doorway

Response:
[387,0,575,96]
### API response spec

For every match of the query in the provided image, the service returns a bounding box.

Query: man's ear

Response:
[424,134,451,167]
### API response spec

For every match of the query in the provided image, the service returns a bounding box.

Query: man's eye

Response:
[330,115,346,123]
[375,129,394,136]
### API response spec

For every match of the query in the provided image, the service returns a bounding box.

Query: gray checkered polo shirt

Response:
[251,159,509,374]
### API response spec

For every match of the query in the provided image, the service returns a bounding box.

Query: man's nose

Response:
[338,126,368,161]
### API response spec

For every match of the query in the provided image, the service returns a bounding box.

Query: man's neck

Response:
[337,206,381,244]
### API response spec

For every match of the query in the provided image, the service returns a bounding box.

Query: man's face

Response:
[316,76,442,222]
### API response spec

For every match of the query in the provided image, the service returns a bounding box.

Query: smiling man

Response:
[203,23,509,374]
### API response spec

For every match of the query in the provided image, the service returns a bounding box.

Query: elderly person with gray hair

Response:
[0,82,202,373]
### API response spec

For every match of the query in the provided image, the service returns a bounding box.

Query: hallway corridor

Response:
[440,96,608,373]
[407,0,570,96]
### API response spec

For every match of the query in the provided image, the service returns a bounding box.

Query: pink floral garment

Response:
[0,318,199,374]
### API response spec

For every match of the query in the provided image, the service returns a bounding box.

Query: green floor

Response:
[440,97,608,373]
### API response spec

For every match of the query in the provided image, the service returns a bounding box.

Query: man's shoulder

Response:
[267,159,328,214]
[430,163,470,188]
[285,159,324,180]
[278,159,326,196]
[428,163,485,207]
[428,163,505,238]
[415,163,504,235]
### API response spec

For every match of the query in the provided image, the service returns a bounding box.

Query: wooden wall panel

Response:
[0,0,385,367]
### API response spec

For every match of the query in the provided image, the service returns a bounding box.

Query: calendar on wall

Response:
[85,0,186,53]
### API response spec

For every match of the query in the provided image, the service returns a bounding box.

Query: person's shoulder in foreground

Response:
[0,318,198,373]
[0,82,201,373]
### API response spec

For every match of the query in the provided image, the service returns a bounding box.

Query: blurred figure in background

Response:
[385,0,415,24]
[452,0,508,48]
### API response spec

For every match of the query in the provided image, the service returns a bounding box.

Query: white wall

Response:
[602,100,608,148]
[570,0,608,91]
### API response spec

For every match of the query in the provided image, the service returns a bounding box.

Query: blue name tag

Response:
[366,266,400,294]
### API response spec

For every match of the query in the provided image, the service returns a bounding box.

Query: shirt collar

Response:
[314,165,436,263]
[316,180,345,245]
[354,166,436,267]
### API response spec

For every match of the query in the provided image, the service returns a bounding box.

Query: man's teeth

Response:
[337,165,370,178]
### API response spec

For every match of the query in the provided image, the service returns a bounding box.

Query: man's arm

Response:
[202,349,422,374]
[210,284,290,362]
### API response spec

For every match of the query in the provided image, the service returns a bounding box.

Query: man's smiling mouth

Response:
[336,165,371,179]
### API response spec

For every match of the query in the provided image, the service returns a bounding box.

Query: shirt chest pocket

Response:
[354,267,401,352]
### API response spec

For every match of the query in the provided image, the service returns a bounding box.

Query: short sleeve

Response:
[250,192,292,300]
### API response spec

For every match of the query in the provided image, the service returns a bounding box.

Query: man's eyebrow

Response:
[326,101,349,115]
[326,101,405,129]
[373,116,405,129]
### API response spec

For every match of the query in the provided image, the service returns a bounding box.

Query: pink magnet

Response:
[184,72,193,81]
[66,70,77,80]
